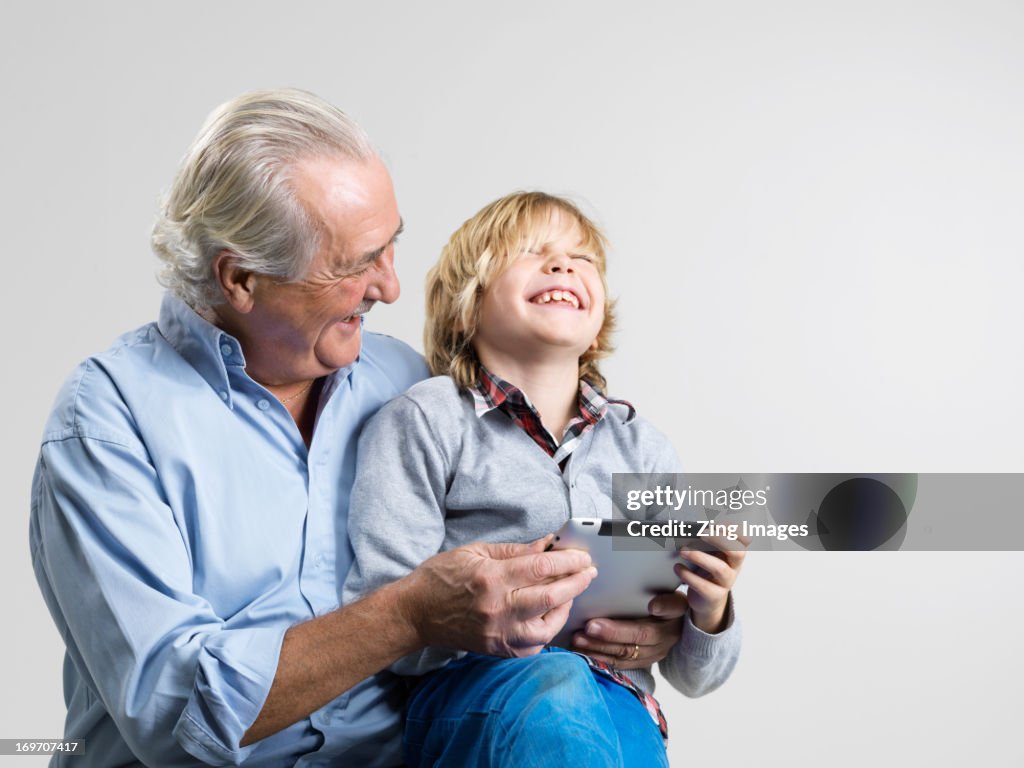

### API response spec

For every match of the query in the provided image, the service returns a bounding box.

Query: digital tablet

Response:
[548,517,696,648]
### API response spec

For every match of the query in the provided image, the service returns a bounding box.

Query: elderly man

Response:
[30,90,610,766]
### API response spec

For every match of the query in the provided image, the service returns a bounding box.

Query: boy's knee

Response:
[518,652,592,694]
[498,652,602,720]
[406,653,621,767]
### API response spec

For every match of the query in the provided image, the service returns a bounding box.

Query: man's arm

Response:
[245,538,596,743]
[33,431,595,761]
[33,434,285,766]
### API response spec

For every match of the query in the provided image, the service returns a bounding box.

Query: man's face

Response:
[240,155,402,384]
[473,210,606,370]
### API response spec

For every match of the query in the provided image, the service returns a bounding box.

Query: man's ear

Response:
[212,250,258,313]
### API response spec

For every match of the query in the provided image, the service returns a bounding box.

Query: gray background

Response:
[3,1,1022,765]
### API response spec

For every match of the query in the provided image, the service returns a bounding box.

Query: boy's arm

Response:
[342,392,462,675]
[574,418,744,695]
[650,427,744,696]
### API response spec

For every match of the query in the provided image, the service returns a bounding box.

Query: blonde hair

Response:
[425,191,616,390]
[152,88,375,308]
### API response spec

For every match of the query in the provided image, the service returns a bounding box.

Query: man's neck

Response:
[479,353,580,441]
[201,303,321,445]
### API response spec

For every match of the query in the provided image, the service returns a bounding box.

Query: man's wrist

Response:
[383,570,429,654]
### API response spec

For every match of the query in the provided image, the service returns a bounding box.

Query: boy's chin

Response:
[518,339,595,361]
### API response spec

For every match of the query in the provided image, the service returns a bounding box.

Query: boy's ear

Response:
[213,250,258,313]
[589,338,600,351]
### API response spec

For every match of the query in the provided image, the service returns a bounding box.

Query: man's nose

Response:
[366,250,401,304]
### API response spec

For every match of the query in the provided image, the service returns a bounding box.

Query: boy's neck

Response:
[479,352,580,442]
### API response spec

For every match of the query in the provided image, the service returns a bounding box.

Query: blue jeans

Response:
[404,647,669,768]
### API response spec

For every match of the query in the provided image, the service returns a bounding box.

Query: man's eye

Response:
[335,260,374,280]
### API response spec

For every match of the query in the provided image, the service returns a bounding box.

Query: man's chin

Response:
[319,325,362,370]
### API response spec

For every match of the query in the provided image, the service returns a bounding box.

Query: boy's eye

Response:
[572,254,595,262]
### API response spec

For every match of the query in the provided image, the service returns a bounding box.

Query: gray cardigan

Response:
[343,375,741,697]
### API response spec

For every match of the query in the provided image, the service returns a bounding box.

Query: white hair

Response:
[151,88,376,308]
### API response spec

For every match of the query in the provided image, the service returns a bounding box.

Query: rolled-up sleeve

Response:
[31,431,286,766]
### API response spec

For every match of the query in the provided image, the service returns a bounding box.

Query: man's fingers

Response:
[572,617,682,668]
[499,548,593,587]
[502,598,575,651]
[528,533,556,551]
[573,632,649,657]
[581,617,655,646]
[648,590,688,619]
[474,539,540,560]
[516,600,574,647]
[476,533,561,561]
[510,566,596,618]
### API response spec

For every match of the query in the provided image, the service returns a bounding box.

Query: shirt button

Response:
[220,344,232,358]
[256,399,270,411]
[218,390,228,401]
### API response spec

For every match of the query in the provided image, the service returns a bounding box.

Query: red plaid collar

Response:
[469,366,634,464]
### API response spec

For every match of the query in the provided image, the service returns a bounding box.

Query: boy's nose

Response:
[543,252,573,274]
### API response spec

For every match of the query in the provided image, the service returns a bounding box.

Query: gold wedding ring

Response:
[629,643,640,661]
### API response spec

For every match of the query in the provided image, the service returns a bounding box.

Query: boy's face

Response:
[473,210,606,370]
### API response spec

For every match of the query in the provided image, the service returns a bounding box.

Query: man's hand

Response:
[571,591,688,669]
[397,535,598,658]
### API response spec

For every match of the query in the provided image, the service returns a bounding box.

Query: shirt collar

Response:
[156,292,359,409]
[158,293,244,406]
[469,365,635,423]
[469,366,522,417]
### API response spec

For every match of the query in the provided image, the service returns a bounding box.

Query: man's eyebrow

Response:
[353,219,404,268]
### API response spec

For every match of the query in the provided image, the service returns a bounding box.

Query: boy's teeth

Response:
[532,290,579,307]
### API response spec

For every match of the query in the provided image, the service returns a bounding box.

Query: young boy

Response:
[343,192,743,767]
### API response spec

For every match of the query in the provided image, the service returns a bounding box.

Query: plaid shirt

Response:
[469,366,636,465]
[468,366,668,738]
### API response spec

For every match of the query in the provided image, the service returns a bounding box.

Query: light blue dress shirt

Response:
[30,293,428,767]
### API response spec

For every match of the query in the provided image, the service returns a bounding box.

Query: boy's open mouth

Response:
[529,289,581,309]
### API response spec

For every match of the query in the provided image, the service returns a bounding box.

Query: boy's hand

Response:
[571,591,688,669]
[399,535,597,658]
[572,532,750,664]
[675,534,750,633]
